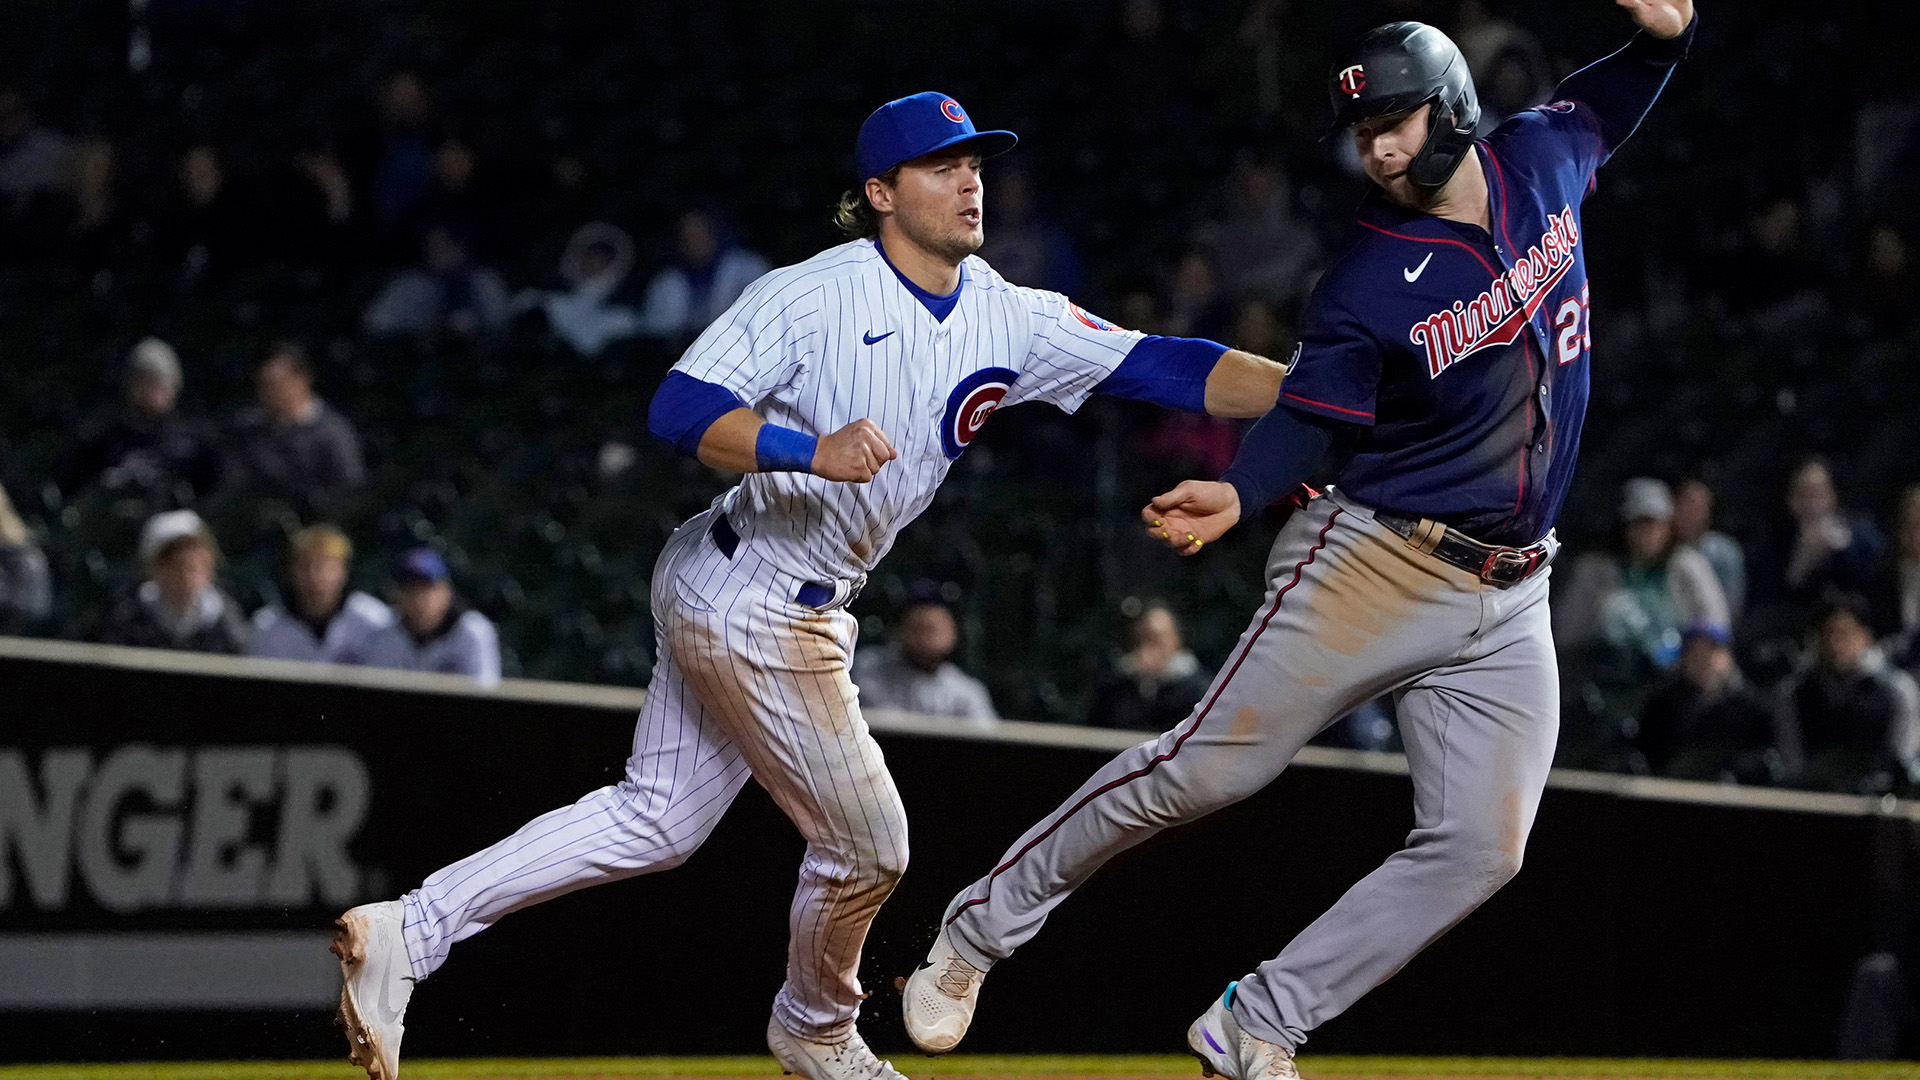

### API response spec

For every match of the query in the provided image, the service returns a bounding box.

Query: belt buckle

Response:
[1479,549,1536,587]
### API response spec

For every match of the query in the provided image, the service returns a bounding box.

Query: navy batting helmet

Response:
[1328,22,1481,192]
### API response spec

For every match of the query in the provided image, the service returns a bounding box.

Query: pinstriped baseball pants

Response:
[942,490,1560,1051]
[400,508,907,1039]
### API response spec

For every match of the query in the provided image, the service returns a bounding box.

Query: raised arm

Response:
[1555,1,1697,153]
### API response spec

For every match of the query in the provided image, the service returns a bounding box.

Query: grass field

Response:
[2,1058,1917,1080]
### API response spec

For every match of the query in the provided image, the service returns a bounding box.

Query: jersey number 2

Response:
[1554,284,1591,366]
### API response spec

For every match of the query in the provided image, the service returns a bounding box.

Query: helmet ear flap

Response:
[1407,97,1476,192]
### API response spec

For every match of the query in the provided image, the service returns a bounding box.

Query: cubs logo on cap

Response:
[940,366,1018,459]
[856,91,1019,180]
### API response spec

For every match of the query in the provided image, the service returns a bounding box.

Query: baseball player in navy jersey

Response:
[904,4,1696,1076]
[329,91,1288,1080]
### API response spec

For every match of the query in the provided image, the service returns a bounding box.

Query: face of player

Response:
[876,149,984,265]
[292,550,348,620]
[1352,104,1432,210]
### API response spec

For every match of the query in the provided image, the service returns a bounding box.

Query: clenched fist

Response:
[812,419,898,483]
[1142,479,1242,556]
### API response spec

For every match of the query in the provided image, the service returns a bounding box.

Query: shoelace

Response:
[934,953,983,998]
[828,1034,896,1080]
[1244,1034,1300,1080]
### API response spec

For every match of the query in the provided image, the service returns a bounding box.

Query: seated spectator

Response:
[0,481,51,634]
[638,209,770,341]
[158,142,255,288]
[852,600,996,725]
[1197,152,1319,307]
[352,547,500,685]
[1161,249,1232,341]
[516,221,643,357]
[363,225,512,338]
[1785,596,1920,795]
[1086,602,1211,731]
[59,337,222,510]
[1871,485,1920,658]
[97,509,249,654]
[1599,478,1731,670]
[972,165,1084,295]
[1673,477,1747,624]
[249,524,393,663]
[227,343,365,519]
[0,86,78,251]
[1633,623,1784,783]
[1752,458,1884,631]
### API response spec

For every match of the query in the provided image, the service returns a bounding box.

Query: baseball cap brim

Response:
[879,129,1019,176]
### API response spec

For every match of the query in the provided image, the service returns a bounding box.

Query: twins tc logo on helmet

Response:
[1338,65,1367,98]
[940,366,1017,460]
[941,98,967,123]
[1069,303,1124,332]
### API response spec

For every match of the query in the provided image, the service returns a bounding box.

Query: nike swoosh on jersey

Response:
[1403,252,1434,283]
[863,330,895,345]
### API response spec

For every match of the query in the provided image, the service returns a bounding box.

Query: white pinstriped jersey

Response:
[672,238,1146,583]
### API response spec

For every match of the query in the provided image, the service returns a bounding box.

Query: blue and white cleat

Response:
[1187,982,1301,1080]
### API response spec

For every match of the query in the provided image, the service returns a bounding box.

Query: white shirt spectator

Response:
[852,644,997,728]
[353,607,501,686]
[250,591,393,664]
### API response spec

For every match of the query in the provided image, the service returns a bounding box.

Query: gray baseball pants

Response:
[943,489,1560,1050]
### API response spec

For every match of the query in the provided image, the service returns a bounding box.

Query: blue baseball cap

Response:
[393,546,450,585]
[855,92,1018,181]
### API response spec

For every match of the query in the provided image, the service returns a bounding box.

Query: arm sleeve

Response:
[1269,287,1383,426]
[1218,405,1345,517]
[1089,335,1228,413]
[669,265,814,404]
[1002,288,1147,412]
[647,371,749,457]
[1553,13,1696,154]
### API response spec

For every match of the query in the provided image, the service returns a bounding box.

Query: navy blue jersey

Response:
[1279,102,1609,546]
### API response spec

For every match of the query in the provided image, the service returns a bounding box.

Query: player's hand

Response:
[1616,0,1693,39]
[812,419,898,483]
[1142,480,1241,557]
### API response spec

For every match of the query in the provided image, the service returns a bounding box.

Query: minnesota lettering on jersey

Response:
[1409,205,1581,378]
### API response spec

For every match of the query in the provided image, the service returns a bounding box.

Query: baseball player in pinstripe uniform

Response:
[904,5,1695,1077]
[330,91,1289,1080]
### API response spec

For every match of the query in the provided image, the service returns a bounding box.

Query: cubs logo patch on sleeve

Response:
[1069,303,1124,332]
[941,366,1018,459]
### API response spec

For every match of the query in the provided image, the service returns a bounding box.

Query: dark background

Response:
[0,650,1899,1060]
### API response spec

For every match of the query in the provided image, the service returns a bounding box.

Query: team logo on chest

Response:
[1409,204,1582,379]
[940,366,1018,460]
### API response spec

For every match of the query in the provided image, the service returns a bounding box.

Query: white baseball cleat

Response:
[767,1016,907,1080]
[1187,982,1301,1080]
[900,927,986,1054]
[331,900,416,1080]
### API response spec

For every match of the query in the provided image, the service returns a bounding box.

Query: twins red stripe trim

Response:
[946,507,1345,926]
[1283,392,1374,420]
[1355,220,1497,278]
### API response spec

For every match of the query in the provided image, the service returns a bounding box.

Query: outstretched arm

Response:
[1555,1,1697,152]
[1090,337,1289,418]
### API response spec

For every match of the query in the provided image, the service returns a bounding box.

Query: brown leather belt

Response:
[1372,510,1554,589]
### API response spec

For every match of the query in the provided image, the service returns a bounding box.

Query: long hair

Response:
[831,166,900,239]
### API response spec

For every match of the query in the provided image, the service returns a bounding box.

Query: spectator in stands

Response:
[1086,602,1211,731]
[371,70,438,230]
[159,143,254,288]
[1198,152,1319,307]
[249,524,393,663]
[60,337,223,510]
[638,208,770,341]
[0,86,76,246]
[362,224,512,338]
[0,482,51,634]
[1752,458,1884,620]
[972,165,1084,295]
[852,599,997,725]
[97,509,249,654]
[1454,0,1554,129]
[354,547,500,684]
[1633,622,1783,783]
[1785,595,1920,794]
[227,343,365,519]
[516,221,644,357]
[1873,486,1920,666]
[1673,477,1747,624]
[1584,478,1732,671]
[1162,249,1232,341]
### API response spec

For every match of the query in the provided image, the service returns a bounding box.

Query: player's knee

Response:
[856,840,909,887]
[1460,842,1524,900]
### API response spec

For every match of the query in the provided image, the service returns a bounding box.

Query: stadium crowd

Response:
[1,0,1918,797]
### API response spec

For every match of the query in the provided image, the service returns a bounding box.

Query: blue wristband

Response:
[755,424,819,473]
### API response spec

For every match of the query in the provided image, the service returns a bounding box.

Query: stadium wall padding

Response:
[0,648,1898,1061]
